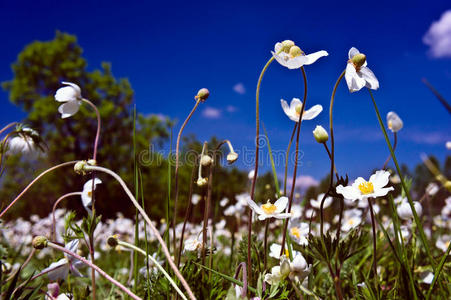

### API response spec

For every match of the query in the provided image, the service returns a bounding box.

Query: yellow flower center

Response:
[285,249,290,257]
[261,201,277,214]
[348,219,354,226]
[87,191,92,197]
[388,120,393,130]
[290,227,301,239]
[358,181,374,195]
[289,46,304,58]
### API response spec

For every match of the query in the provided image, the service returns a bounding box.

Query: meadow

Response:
[0,37,450,300]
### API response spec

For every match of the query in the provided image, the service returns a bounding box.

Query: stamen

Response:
[261,201,277,214]
[358,181,374,195]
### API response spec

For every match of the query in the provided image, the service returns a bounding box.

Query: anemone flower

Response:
[42,240,84,281]
[81,178,102,213]
[55,82,83,119]
[271,40,328,69]
[246,197,291,221]
[345,47,379,93]
[280,98,322,122]
[386,111,403,133]
[336,170,394,201]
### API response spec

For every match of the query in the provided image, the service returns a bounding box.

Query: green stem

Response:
[248,55,275,284]
[368,198,379,299]
[118,240,188,300]
[426,241,451,299]
[283,122,298,195]
[368,89,436,270]
[280,66,308,257]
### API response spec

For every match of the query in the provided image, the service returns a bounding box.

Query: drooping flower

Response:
[54,82,83,118]
[280,98,322,122]
[246,197,291,221]
[397,200,422,220]
[41,239,84,281]
[336,170,394,201]
[81,178,102,213]
[271,40,328,69]
[310,193,333,209]
[386,111,403,133]
[7,126,43,156]
[345,47,379,93]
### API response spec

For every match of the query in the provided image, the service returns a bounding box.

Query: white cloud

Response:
[403,130,451,145]
[233,82,246,95]
[423,10,451,58]
[286,175,319,191]
[226,105,238,113]
[202,107,221,119]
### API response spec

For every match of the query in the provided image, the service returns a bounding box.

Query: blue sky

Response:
[0,0,450,186]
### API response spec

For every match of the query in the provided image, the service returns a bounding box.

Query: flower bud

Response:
[351,53,366,70]
[226,152,238,164]
[281,40,295,53]
[289,46,303,58]
[313,125,329,143]
[32,236,48,250]
[200,155,213,166]
[87,159,97,166]
[197,177,208,187]
[386,111,403,133]
[195,88,210,102]
[74,160,88,175]
[107,235,119,248]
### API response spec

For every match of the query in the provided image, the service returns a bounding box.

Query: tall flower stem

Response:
[173,99,202,254]
[0,161,77,218]
[283,123,298,195]
[320,70,345,236]
[280,66,308,256]
[368,198,379,298]
[0,122,17,136]
[81,99,101,161]
[84,165,196,300]
[263,219,269,270]
[46,241,142,300]
[117,240,188,300]
[382,133,397,169]
[248,56,275,283]
[176,162,197,268]
[368,89,436,270]
[51,192,82,241]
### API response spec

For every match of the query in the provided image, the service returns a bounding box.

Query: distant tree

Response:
[1,31,172,219]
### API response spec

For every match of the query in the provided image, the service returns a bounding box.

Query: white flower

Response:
[310,193,333,209]
[55,82,82,118]
[42,240,84,281]
[420,271,434,285]
[436,235,450,252]
[246,197,291,221]
[446,141,451,150]
[269,243,300,259]
[81,178,102,213]
[289,254,310,280]
[289,222,309,246]
[191,194,201,205]
[341,209,362,232]
[426,182,439,196]
[184,236,202,253]
[248,170,255,180]
[271,41,328,69]
[8,136,36,155]
[219,197,229,207]
[280,98,322,123]
[336,170,394,201]
[345,47,379,93]
[265,253,309,285]
[264,265,284,285]
[397,200,422,220]
[386,111,403,133]
[290,205,303,219]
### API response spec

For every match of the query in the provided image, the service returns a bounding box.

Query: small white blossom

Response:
[280,98,322,123]
[386,111,403,133]
[246,197,291,221]
[345,47,379,93]
[55,82,83,118]
[336,170,394,201]
[271,41,328,69]
[397,200,422,220]
[81,178,102,213]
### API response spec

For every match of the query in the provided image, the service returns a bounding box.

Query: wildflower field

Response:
[0,6,451,300]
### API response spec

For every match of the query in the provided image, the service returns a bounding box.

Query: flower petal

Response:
[43,259,69,281]
[83,178,102,192]
[58,101,81,119]
[280,99,291,117]
[369,170,390,190]
[274,196,288,213]
[302,104,323,120]
[336,185,360,201]
[246,198,263,215]
[371,187,394,198]
[348,47,360,59]
[65,239,79,254]
[345,63,365,93]
[303,50,328,65]
[360,67,379,90]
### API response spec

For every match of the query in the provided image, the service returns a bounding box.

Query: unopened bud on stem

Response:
[32,236,48,250]
[195,88,210,102]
